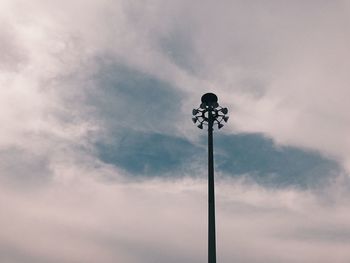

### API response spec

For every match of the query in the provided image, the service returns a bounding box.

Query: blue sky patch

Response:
[96,130,341,188]
[214,133,341,188]
[89,59,184,133]
[97,130,200,176]
[90,58,341,188]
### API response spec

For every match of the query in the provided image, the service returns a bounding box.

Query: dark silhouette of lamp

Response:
[192,93,229,263]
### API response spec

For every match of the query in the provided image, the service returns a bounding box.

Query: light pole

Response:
[192,93,229,263]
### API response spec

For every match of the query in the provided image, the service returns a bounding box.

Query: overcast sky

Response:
[1,0,350,262]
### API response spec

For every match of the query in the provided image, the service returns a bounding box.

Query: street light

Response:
[192,93,229,263]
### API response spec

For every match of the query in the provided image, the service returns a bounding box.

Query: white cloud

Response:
[1,170,350,263]
[1,0,350,262]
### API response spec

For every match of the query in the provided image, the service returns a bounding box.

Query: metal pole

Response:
[208,109,216,263]
[192,93,228,263]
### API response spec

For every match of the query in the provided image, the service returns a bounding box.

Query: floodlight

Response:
[192,93,229,131]
[221,108,228,114]
[191,93,229,263]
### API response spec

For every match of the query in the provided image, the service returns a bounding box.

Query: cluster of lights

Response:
[192,105,229,130]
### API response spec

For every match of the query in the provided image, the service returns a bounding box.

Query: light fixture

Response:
[221,107,228,114]
[191,93,229,263]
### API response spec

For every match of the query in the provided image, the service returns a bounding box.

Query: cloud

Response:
[1,0,350,262]
[107,0,350,171]
[173,0,350,169]
[4,0,350,169]
[0,147,51,188]
[1,172,350,263]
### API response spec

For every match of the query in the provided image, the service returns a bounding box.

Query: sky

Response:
[1,0,350,262]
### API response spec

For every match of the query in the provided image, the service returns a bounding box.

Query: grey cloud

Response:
[2,176,350,263]
[1,1,350,262]
[0,243,62,263]
[121,0,350,171]
[0,147,51,188]
[0,23,27,72]
[158,25,200,74]
[285,226,350,243]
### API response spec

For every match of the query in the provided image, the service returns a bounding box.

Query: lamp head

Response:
[192,93,228,130]
[221,107,228,115]
[201,93,218,108]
